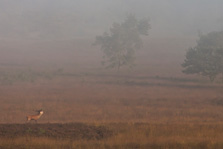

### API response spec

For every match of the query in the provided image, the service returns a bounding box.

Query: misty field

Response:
[0,38,223,148]
[0,69,223,148]
[1,0,223,148]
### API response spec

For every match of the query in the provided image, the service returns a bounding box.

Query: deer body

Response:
[27,110,43,122]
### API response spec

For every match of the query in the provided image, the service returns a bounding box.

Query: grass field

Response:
[0,38,223,148]
[0,72,223,148]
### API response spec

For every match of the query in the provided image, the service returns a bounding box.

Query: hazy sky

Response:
[0,0,222,40]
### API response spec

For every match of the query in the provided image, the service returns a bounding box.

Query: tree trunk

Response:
[222,73,223,83]
[117,60,121,72]
[209,75,215,82]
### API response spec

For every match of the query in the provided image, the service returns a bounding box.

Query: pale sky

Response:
[0,0,222,40]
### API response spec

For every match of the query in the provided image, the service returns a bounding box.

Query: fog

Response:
[0,0,222,40]
[0,0,223,75]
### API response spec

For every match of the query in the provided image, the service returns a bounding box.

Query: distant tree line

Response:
[182,31,223,82]
[94,14,223,82]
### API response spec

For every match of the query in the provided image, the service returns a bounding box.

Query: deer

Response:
[27,109,44,123]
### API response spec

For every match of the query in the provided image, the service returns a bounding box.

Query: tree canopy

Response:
[182,31,223,82]
[94,14,150,71]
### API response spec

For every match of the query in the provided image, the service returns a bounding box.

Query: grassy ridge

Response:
[1,123,223,148]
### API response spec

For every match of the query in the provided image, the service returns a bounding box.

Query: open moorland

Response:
[0,38,223,148]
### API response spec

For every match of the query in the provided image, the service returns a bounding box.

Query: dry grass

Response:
[0,72,223,148]
[0,73,222,124]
